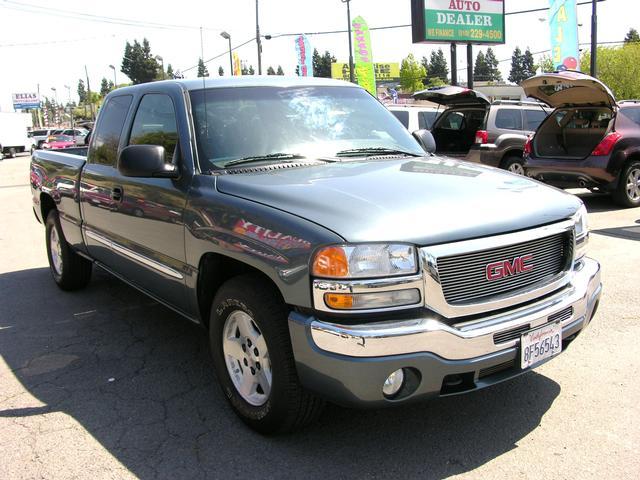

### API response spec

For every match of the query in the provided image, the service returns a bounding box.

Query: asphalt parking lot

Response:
[1,152,639,480]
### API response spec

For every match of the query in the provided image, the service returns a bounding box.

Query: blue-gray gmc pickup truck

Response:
[30,77,602,433]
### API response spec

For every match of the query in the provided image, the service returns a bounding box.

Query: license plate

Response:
[520,321,562,369]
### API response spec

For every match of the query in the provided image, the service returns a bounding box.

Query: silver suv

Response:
[414,87,549,173]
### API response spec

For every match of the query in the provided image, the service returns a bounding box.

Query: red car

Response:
[41,134,77,150]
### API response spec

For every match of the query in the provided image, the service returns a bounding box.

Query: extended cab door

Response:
[80,89,192,314]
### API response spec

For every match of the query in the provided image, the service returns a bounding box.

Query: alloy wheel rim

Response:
[50,227,63,275]
[508,162,525,175]
[626,168,640,201]
[222,310,272,406]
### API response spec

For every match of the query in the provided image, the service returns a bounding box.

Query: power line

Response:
[0,33,117,48]
[181,37,256,73]
[0,0,222,31]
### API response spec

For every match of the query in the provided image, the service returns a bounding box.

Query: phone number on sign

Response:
[465,29,503,41]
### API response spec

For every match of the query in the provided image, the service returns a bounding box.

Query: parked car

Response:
[30,77,601,433]
[388,105,442,131]
[31,129,57,149]
[41,134,78,150]
[413,86,549,173]
[522,71,640,207]
[60,128,89,145]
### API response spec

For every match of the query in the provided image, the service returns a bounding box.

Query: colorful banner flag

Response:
[549,0,580,71]
[233,52,242,76]
[295,34,313,77]
[352,16,376,95]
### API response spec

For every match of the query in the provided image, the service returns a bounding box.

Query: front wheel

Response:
[45,210,92,290]
[503,156,525,175]
[209,274,324,434]
[613,160,640,208]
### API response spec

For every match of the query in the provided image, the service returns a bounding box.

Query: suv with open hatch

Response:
[522,71,640,207]
[30,76,601,433]
[413,86,549,174]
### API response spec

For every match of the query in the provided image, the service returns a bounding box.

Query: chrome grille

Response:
[437,232,572,305]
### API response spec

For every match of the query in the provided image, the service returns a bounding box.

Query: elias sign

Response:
[411,0,505,45]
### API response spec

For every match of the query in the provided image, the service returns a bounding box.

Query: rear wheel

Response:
[45,210,92,290]
[8,147,16,158]
[613,160,640,208]
[503,155,525,175]
[209,274,324,434]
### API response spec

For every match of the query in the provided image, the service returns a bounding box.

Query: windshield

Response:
[189,86,424,169]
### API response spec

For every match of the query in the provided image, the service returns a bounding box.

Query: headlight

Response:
[312,244,417,279]
[573,204,589,261]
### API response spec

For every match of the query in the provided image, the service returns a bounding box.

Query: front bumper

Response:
[289,257,601,407]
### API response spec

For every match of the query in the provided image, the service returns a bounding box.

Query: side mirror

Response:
[412,129,436,154]
[118,144,179,178]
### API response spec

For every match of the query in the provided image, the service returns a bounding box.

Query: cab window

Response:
[129,94,178,163]
[90,95,133,166]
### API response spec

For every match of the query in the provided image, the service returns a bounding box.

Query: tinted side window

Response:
[418,111,437,130]
[524,110,548,131]
[390,110,409,128]
[91,95,133,166]
[494,109,523,130]
[620,107,640,125]
[129,94,178,163]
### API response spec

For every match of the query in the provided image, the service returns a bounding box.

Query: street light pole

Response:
[590,0,597,77]
[342,0,355,83]
[256,0,263,74]
[109,64,117,87]
[156,56,165,80]
[64,84,74,132]
[221,31,233,75]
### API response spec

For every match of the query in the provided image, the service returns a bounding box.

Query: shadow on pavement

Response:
[576,191,629,213]
[0,267,561,479]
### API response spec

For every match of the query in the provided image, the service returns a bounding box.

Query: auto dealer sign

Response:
[12,92,41,110]
[411,0,505,45]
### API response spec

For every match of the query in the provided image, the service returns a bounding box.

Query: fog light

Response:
[382,369,405,397]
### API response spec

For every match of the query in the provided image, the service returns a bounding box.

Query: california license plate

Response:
[520,321,562,369]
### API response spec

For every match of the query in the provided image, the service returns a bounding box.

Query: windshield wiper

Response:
[334,147,422,158]
[223,153,308,168]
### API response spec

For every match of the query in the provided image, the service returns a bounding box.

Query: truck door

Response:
[81,92,191,314]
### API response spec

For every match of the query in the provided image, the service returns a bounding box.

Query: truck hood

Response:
[521,71,617,108]
[216,157,581,245]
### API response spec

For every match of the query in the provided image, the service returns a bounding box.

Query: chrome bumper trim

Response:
[420,219,576,318]
[309,257,600,360]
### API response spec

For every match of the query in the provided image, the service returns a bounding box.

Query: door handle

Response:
[111,186,123,202]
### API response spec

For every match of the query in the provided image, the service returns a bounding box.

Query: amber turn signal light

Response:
[312,246,349,278]
[324,293,354,310]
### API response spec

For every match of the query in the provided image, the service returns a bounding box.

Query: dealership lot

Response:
[1,153,639,479]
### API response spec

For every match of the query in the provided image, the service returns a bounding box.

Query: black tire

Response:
[8,147,16,158]
[45,210,92,291]
[209,274,324,434]
[502,155,526,175]
[612,160,640,208]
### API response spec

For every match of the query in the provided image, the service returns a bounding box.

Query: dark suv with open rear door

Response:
[522,71,640,208]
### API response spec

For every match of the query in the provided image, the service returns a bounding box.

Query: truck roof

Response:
[114,76,360,94]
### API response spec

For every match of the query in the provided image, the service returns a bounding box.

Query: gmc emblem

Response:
[486,254,534,281]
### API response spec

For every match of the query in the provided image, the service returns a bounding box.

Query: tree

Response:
[522,48,536,79]
[100,77,110,97]
[197,58,209,77]
[508,47,524,84]
[624,28,640,44]
[474,51,489,81]
[582,43,640,99]
[248,65,255,75]
[166,64,174,79]
[108,80,115,91]
[312,49,336,78]
[295,65,300,76]
[276,65,284,76]
[427,48,449,84]
[399,53,426,93]
[267,66,276,75]
[121,38,159,84]
[485,48,503,82]
[537,54,555,73]
[77,79,87,104]
[218,66,224,76]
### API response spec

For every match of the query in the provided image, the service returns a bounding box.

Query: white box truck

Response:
[0,112,35,159]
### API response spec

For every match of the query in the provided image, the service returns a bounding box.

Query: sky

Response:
[0,0,637,112]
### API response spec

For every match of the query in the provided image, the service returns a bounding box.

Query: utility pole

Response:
[342,0,355,83]
[450,43,457,86]
[85,65,95,121]
[590,0,597,77]
[467,44,473,89]
[256,0,263,74]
